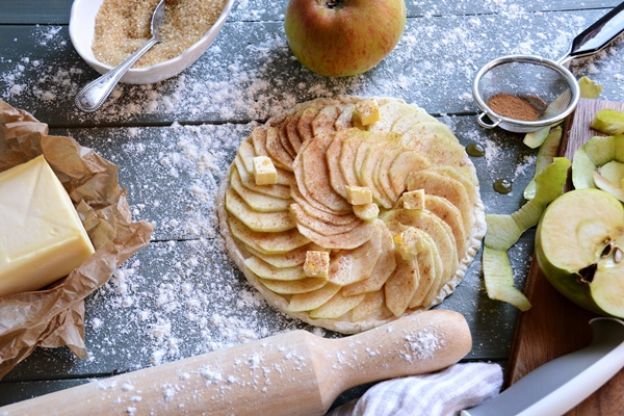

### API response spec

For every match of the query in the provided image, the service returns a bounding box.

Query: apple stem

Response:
[325,0,339,9]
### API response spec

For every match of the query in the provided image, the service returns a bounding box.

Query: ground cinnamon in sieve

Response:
[486,94,542,121]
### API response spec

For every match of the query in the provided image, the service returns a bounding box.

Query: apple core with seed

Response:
[536,188,624,318]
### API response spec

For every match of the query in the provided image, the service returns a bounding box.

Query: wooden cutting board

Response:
[507,98,624,415]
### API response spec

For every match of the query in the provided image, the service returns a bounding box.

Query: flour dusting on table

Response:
[0,0,622,383]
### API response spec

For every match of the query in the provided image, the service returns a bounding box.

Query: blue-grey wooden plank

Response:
[3,112,534,381]
[1,8,622,128]
[0,0,619,24]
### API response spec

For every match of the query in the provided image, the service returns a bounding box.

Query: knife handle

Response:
[462,317,624,416]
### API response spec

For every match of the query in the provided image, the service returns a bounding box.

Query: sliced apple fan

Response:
[220,97,485,333]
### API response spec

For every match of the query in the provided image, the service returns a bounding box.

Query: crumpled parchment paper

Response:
[0,100,153,379]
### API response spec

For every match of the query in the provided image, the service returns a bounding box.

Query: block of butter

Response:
[0,155,95,297]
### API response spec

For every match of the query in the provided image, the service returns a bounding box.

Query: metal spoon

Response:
[75,0,166,112]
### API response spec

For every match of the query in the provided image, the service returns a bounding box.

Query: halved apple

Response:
[536,188,624,318]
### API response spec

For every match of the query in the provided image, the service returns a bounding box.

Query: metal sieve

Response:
[473,2,624,133]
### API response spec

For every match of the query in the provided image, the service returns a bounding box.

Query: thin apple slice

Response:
[287,283,341,312]
[384,256,420,317]
[326,133,350,198]
[361,143,394,208]
[338,130,372,188]
[424,194,467,257]
[402,122,477,184]
[374,146,403,202]
[350,291,390,321]
[244,256,306,281]
[251,127,269,157]
[328,224,382,286]
[290,203,362,236]
[234,165,291,200]
[286,110,305,153]
[230,169,290,212]
[278,117,296,158]
[407,170,473,233]
[297,104,323,144]
[266,126,294,171]
[238,138,258,173]
[383,209,458,283]
[409,230,444,308]
[244,243,309,268]
[309,290,366,319]
[291,185,358,226]
[226,189,295,232]
[260,276,327,295]
[368,99,428,132]
[482,247,531,311]
[368,100,412,133]
[354,139,373,185]
[300,133,352,213]
[296,220,374,250]
[243,131,293,185]
[335,103,355,130]
[389,151,430,197]
[390,105,439,134]
[342,224,396,295]
[426,166,479,206]
[292,140,344,214]
[312,104,339,138]
[394,226,441,309]
[228,217,308,255]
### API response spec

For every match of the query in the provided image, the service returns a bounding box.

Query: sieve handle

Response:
[561,2,624,63]
[477,112,501,129]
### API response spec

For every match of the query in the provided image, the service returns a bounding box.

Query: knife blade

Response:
[461,317,624,416]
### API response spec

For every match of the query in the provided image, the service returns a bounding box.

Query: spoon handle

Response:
[75,37,159,112]
[560,2,624,64]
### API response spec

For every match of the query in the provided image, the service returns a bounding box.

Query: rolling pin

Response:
[1,310,471,416]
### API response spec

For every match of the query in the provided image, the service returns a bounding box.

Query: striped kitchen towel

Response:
[329,362,503,416]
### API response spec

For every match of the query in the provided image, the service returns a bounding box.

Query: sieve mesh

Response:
[477,60,573,121]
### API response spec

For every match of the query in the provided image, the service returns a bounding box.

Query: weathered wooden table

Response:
[1,0,623,411]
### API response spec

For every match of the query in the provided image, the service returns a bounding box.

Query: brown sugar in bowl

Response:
[69,0,234,84]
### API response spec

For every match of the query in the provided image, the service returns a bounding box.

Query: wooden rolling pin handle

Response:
[313,309,472,408]
[0,310,470,416]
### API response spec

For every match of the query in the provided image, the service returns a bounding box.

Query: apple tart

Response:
[218,97,486,333]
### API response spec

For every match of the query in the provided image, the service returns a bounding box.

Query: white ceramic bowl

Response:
[69,0,234,84]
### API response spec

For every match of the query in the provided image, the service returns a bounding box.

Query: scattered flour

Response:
[401,329,443,362]
[0,3,622,410]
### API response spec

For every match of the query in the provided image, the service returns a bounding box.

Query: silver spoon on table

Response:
[75,0,165,112]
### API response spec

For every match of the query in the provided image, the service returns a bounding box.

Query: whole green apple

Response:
[284,0,407,77]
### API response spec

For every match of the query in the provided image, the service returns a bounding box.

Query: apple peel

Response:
[483,157,570,309]
[482,247,531,311]
[524,127,563,200]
